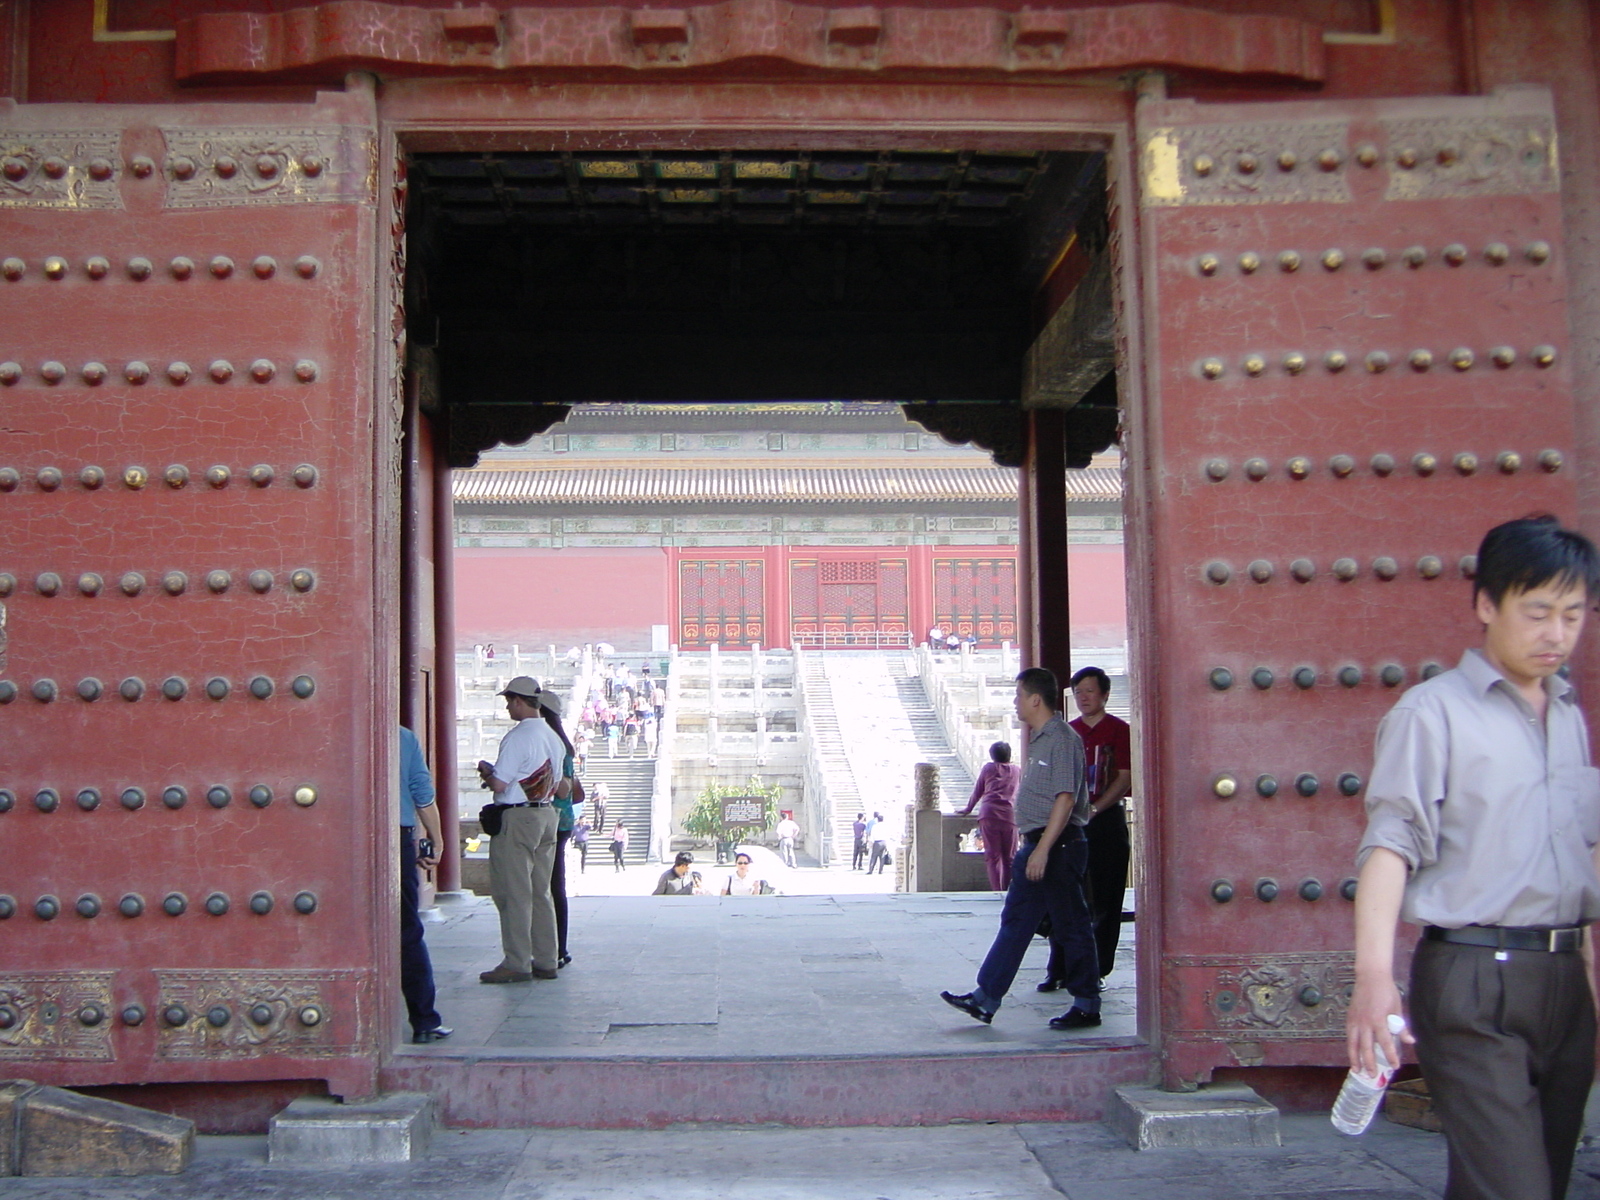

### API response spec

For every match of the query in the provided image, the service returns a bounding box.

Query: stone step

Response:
[268,1093,434,1164]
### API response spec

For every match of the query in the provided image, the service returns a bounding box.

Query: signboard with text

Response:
[720,797,767,829]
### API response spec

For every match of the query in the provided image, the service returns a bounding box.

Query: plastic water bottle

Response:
[1331,1014,1407,1135]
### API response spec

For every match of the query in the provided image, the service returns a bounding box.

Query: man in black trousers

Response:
[940,667,1101,1030]
[1349,516,1600,1200]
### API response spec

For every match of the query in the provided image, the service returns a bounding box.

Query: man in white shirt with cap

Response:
[476,676,569,983]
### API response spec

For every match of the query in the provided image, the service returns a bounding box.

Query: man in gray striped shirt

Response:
[1349,516,1600,1200]
[941,667,1102,1028]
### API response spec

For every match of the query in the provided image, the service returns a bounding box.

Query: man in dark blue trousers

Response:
[400,725,452,1044]
[941,667,1101,1029]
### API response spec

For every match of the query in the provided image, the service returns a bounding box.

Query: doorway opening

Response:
[398,144,1136,1059]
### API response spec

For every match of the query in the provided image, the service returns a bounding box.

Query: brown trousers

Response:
[1409,936,1596,1200]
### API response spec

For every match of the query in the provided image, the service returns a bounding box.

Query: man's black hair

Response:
[1015,667,1060,712]
[989,741,1012,763]
[1474,515,1600,608]
[1070,666,1111,695]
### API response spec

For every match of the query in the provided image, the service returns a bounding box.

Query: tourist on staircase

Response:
[573,816,591,873]
[610,820,629,871]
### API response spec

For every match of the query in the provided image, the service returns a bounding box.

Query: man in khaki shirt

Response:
[1349,515,1600,1200]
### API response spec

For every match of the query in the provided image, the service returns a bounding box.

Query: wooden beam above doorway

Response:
[175,1,1327,86]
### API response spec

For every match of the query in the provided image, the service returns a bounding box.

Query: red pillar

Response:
[908,543,933,646]
[665,546,681,647]
[1023,411,1072,698]
[431,431,461,892]
[765,545,790,649]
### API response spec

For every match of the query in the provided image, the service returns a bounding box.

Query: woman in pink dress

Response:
[961,742,1019,891]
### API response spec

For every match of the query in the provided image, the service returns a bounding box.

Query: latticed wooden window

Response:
[819,560,878,584]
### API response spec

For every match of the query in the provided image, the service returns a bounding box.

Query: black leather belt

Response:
[1425,924,1585,954]
[1021,825,1085,846]
[498,801,552,809]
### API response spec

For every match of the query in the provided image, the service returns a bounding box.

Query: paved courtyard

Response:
[15,1101,1600,1200]
[407,865,1137,1058]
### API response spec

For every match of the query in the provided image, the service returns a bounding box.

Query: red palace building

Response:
[451,402,1126,653]
[3,0,1600,1130]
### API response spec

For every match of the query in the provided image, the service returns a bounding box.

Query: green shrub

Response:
[681,775,783,843]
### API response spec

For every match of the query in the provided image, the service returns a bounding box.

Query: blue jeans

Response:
[973,834,1100,1014]
[399,828,442,1036]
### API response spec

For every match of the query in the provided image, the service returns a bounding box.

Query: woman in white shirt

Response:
[722,851,766,896]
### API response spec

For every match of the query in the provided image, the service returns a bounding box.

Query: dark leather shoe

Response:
[412,1026,454,1044]
[558,954,572,969]
[1036,978,1064,993]
[1049,1008,1102,1030]
[530,966,559,980]
[479,966,534,984]
[940,991,993,1025]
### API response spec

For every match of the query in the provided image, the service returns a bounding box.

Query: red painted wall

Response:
[453,547,670,652]
[1066,544,1127,647]
[455,543,1126,651]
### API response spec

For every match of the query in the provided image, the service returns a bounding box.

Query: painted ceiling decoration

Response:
[413,149,1051,232]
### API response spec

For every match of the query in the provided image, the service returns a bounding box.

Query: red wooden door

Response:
[678,558,764,648]
[933,555,1018,644]
[790,556,910,644]
[0,94,387,1097]
[1135,87,1577,1085]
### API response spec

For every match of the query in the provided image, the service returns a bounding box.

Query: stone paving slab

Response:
[411,889,1138,1060]
[11,1101,1600,1199]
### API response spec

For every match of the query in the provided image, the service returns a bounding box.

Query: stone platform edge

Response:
[380,1043,1153,1128]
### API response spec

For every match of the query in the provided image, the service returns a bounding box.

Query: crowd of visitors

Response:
[565,653,665,762]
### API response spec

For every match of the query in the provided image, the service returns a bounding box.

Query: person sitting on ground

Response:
[722,851,767,895]
[653,851,705,896]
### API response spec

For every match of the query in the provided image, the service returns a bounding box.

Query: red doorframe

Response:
[385,79,1150,1077]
